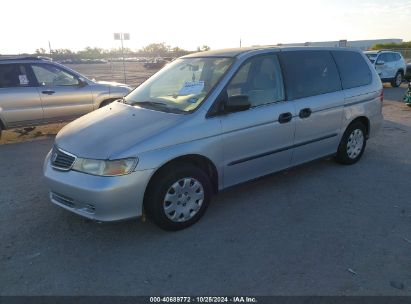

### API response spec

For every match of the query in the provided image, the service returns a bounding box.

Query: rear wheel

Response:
[335,121,367,165]
[144,164,212,231]
[391,71,403,87]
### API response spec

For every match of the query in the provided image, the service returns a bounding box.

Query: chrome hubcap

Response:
[163,177,204,222]
[347,129,364,159]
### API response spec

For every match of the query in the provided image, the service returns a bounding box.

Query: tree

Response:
[140,42,171,56]
[35,48,47,55]
[50,48,76,60]
[107,47,133,58]
[371,41,411,50]
[77,47,105,59]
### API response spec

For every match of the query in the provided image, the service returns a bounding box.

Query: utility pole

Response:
[48,41,52,55]
[114,33,130,84]
[240,37,242,48]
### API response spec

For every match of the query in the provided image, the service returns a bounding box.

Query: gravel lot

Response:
[1,86,411,296]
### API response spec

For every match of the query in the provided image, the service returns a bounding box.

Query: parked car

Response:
[404,62,411,82]
[364,50,407,87]
[44,47,383,230]
[0,56,132,138]
[144,58,167,69]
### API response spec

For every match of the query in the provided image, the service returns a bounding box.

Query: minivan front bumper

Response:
[43,151,154,222]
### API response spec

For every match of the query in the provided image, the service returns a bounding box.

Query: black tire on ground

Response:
[144,163,212,231]
[391,71,403,87]
[335,121,367,165]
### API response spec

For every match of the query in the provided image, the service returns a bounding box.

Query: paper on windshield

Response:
[19,75,29,85]
[178,81,204,95]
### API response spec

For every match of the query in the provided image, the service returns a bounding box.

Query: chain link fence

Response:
[392,49,411,61]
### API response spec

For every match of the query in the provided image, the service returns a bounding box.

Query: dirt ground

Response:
[68,62,158,88]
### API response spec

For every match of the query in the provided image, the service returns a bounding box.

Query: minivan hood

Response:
[55,102,183,159]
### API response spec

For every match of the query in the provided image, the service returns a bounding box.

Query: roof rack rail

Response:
[0,56,52,62]
[377,49,395,53]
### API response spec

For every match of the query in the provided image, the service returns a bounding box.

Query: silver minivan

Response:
[43,47,383,230]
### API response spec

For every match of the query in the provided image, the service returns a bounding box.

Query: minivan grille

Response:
[51,146,76,170]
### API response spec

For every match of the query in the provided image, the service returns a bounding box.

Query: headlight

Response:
[72,157,137,176]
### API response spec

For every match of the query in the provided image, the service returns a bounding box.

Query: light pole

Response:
[114,32,130,84]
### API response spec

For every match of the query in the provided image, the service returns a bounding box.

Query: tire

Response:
[335,121,367,165]
[391,71,403,87]
[144,163,212,231]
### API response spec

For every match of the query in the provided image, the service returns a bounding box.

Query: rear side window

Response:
[332,51,372,89]
[280,51,341,100]
[0,64,32,88]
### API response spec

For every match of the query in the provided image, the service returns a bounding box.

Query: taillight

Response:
[379,89,384,103]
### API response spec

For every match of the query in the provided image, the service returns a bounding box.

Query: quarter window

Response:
[280,51,341,100]
[0,64,32,88]
[31,64,79,86]
[226,54,285,108]
[332,51,372,89]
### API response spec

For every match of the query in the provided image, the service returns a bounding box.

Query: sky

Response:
[1,0,410,54]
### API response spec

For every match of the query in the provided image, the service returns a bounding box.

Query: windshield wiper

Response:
[129,101,168,107]
[129,101,185,113]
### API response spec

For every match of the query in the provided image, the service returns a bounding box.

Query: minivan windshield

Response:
[125,57,234,113]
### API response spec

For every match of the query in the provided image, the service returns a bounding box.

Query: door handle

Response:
[278,112,293,124]
[299,108,312,119]
[41,90,55,95]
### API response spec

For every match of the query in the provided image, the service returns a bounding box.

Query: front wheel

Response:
[391,72,403,87]
[335,122,367,165]
[144,164,212,231]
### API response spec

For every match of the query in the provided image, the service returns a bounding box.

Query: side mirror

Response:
[78,78,88,87]
[376,60,385,66]
[224,95,251,113]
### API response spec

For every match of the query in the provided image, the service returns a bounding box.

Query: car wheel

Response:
[335,121,367,165]
[145,164,212,231]
[391,71,403,87]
